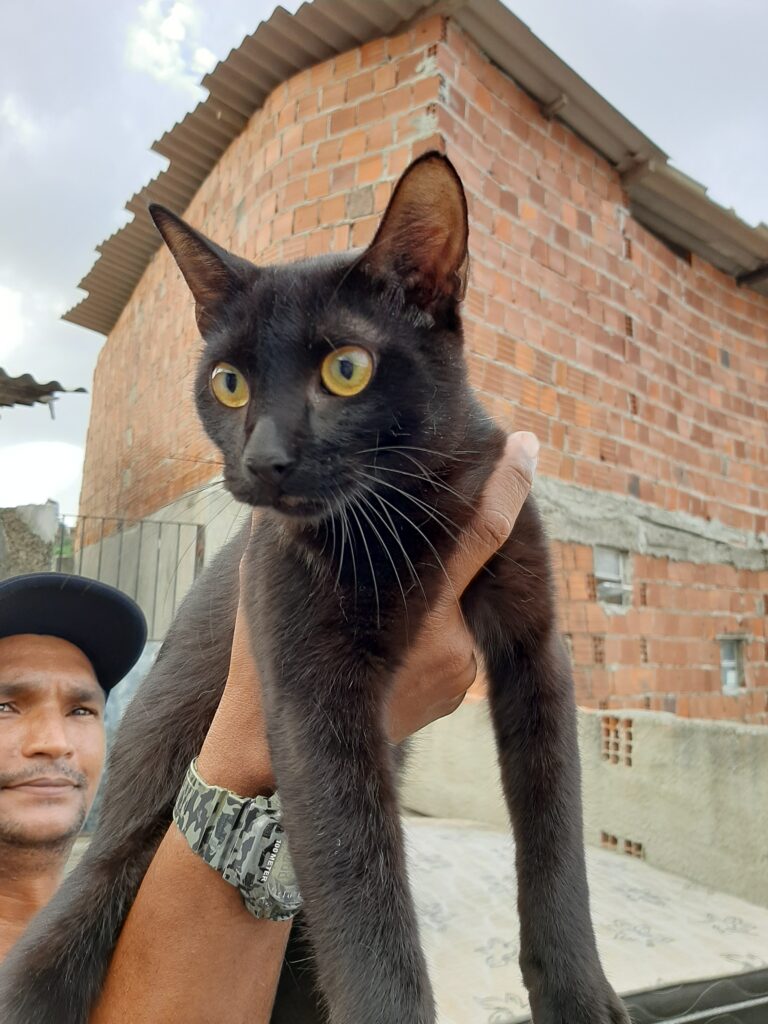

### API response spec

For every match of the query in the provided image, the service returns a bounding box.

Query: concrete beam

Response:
[534,475,768,571]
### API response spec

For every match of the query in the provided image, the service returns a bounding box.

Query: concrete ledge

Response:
[535,475,768,570]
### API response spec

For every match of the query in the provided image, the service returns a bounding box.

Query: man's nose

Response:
[21,711,75,760]
[243,415,295,487]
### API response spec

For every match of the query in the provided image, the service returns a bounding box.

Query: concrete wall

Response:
[401,700,768,907]
[580,709,768,906]
[133,484,247,636]
[74,518,199,641]
[86,639,163,830]
[149,481,248,568]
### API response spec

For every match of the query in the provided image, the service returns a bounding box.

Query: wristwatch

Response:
[172,758,303,921]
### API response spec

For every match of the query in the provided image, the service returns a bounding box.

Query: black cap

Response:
[0,573,147,693]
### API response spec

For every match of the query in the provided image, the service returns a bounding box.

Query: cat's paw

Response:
[529,977,630,1024]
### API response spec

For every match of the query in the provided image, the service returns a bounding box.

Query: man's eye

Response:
[0,702,13,713]
[70,707,96,717]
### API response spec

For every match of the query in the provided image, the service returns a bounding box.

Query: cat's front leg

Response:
[482,630,629,1024]
[262,650,434,1024]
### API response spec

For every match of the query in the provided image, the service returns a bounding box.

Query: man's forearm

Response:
[92,665,290,1024]
[91,824,291,1024]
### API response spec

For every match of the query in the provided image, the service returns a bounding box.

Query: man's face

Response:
[0,635,106,850]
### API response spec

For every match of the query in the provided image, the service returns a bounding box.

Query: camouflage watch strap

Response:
[172,759,303,921]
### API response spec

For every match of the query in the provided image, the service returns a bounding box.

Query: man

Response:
[0,573,146,961]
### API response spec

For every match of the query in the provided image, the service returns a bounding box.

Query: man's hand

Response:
[196,546,276,794]
[198,432,539,794]
[386,431,539,742]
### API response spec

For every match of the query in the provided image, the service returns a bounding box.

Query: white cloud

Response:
[0,286,26,363]
[0,94,40,147]
[0,442,84,513]
[191,46,217,75]
[125,0,209,95]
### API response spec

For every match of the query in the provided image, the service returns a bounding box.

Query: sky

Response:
[0,0,766,515]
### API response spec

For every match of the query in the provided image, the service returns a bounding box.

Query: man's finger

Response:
[443,432,539,597]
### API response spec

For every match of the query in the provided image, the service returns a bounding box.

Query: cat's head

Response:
[150,152,472,521]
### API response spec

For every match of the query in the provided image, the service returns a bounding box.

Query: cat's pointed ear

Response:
[149,205,251,337]
[363,152,468,314]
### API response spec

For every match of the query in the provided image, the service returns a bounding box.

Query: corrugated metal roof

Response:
[63,0,768,336]
[0,368,86,415]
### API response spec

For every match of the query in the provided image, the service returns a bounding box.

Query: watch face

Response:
[265,836,303,912]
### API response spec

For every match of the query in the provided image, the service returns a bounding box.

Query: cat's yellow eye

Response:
[320,346,373,397]
[210,362,250,408]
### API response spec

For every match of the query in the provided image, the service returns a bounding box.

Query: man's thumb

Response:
[444,432,539,596]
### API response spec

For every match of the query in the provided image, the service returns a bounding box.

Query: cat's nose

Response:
[243,416,295,488]
[244,453,294,486]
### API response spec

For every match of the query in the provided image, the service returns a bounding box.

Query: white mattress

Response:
[403,818,768,1024]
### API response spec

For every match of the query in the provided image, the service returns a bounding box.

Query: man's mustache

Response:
[0,764,87,789]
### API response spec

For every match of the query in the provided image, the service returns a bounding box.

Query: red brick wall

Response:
[433,22,768,723]
[79,14,768,722]
[550,542,768,724]
[438,22,768,535]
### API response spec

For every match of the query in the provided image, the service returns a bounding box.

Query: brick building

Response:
[67,1,768,723]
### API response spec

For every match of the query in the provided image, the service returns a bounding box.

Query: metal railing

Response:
[52,515,205,641]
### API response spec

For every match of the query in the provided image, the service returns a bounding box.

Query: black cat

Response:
[0,153,627,1023]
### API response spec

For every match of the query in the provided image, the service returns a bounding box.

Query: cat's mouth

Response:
[225,470,343,520]
[273,493,332,518]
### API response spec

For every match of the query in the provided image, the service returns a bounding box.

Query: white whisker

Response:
[355,489,410,623]
[358,470,462,544]
[348,497,380,629]
[358,479,460,616]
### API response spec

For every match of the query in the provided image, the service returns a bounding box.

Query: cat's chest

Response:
[244,512,452,676]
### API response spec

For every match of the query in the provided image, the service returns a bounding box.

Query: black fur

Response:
[0,154,627,1024]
